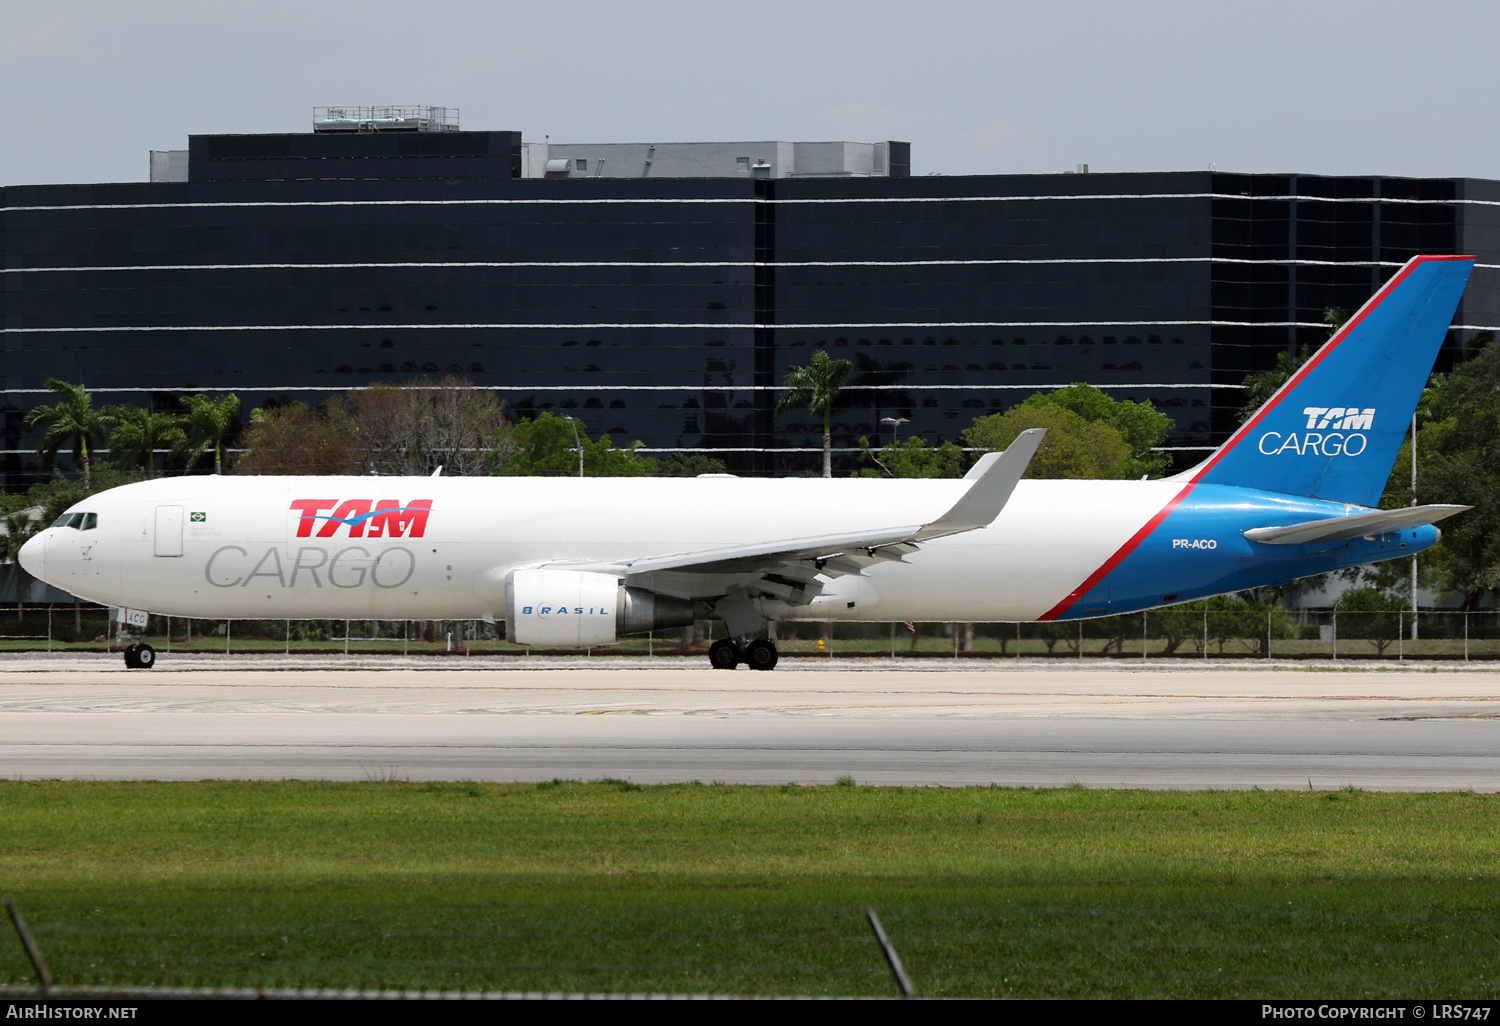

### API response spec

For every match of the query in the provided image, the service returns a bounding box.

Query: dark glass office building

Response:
[4,126,1498,485]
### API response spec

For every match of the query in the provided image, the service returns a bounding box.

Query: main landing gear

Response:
[708,637,779,671]
[122,643,156,670]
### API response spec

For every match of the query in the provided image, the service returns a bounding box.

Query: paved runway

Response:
[0,655,1496,789]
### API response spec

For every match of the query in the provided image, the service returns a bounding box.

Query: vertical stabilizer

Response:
[1185,254,1474,506]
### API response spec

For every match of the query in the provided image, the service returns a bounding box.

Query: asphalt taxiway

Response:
[0,655,1495,789]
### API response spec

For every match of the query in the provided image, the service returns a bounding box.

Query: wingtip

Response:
[915,425,1046,540]
[1006,426,1047,457]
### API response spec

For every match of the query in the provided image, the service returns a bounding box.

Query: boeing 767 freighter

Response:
[18,255,1475,670]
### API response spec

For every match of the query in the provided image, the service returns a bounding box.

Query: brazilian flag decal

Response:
[190,512,207,522]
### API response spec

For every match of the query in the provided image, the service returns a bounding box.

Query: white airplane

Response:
[18,255,1476,671]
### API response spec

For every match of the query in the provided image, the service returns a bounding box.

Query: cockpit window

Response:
[52,512,97,530]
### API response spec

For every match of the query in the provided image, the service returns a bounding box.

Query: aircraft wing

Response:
[912,428,1043,541]
[1242,504,1470,546]
[580,429,1045,579]
[616,528,926,577]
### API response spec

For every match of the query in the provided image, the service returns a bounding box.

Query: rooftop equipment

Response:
[313,106,460,133]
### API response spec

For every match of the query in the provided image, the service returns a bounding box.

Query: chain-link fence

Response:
[0,606,1495,661]
[0,610,726,658]
[803,610,1500,661]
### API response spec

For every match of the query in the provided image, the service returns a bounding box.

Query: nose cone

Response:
[18,534,43,581]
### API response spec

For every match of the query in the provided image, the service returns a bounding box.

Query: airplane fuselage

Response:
[26,474,1432,625]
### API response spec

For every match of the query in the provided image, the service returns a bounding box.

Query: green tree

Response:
[1019,384,1175,478]
[234,401,364,475]
[1238,348,1313,423]
[1202,594,1277,655]
[658,452,728,477]
[1335,587,1405,656]
[1086,613,1136,656]
[776,350,854,478]
[1356,378,1440,603]
[24,463,145,526]
[1149,600,1210,655]
[1034,621,1075,655]
[854,435,965,478]
[342,377,511,476]
[409,377,511,476]
[14,469,125,631]
[962,403,1132,479]
[0,498,42,619]
[493,413,656,477]
[1236,307,1345,423]
[347,382,420,475]
[24,380,116,488]
[175,393,241,475]
[1381,336,1500,609]
[106,406,184,478]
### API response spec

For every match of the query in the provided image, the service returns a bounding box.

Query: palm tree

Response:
[107,406,185,479]
[776,350,853,478]
[0,506,41,620]
[174,393,241,475]
[1237,307,1350,423]
[24,379,115,487]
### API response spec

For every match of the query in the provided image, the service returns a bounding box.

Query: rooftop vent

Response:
[313,106,459,133]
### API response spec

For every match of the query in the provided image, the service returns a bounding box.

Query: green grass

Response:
[1,781,1497,997]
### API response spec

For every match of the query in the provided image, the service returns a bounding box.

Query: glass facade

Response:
[3,132,1495,484]
[765,173,1215,473]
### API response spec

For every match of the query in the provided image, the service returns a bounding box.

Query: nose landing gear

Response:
[707,637,779,671]
[114,608,155,669]
[122,643,156,670]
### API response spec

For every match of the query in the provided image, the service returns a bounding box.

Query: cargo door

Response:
[154,505,184,557]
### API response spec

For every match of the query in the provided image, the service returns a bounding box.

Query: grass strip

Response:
[0,780,1496,997]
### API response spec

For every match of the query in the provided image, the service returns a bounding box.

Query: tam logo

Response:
[289,499,433,538]
[1301,406,1374,430]
[1256,406,1376,458]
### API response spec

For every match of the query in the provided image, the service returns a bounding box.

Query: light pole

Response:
[564,416,584,478]
[880,416,909,446]
[1411,412,1418,640]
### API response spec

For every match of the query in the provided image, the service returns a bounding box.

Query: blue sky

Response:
[3,0,1496,185]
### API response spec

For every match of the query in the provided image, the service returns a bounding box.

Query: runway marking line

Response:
[2,680,1496,704]
[4,661,1500,676]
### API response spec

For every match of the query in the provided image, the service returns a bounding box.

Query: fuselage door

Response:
[154,505,184,557]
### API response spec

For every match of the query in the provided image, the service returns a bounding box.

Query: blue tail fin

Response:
[1187,254,1474,506]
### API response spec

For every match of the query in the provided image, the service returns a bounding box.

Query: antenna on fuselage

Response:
[431,466,443,477]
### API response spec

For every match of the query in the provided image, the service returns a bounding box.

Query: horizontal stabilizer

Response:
[915,428,1045,541]
[1243,504,1469,546]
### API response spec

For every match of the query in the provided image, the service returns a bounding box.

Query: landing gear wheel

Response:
[122,643,156,670]
[708,638,741,670]
[745,639,779,671]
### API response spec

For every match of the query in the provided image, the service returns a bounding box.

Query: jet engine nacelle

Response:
[505,568,619,647]
[503,568,695,647]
